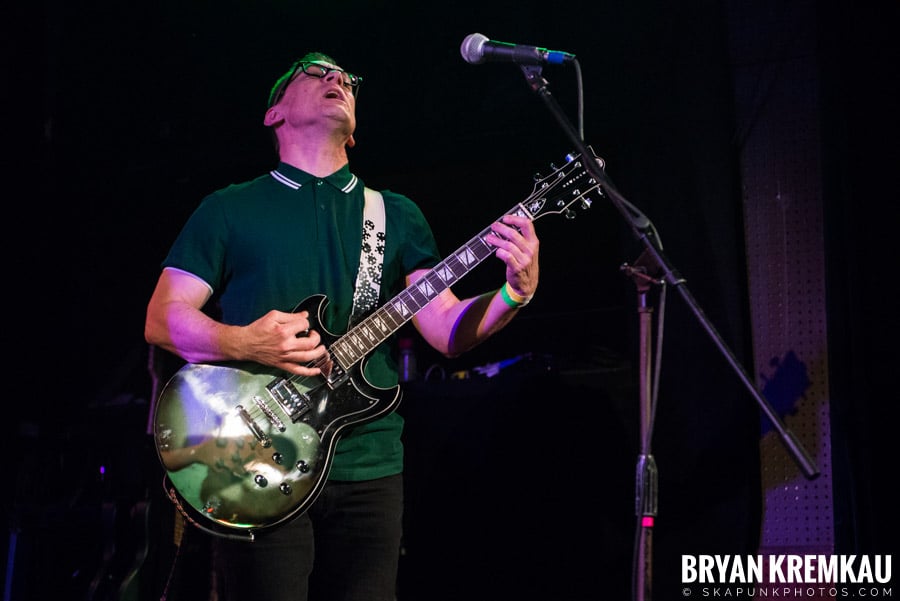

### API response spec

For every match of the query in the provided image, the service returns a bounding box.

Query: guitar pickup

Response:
[267,378,311,421]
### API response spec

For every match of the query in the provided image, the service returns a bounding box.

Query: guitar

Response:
[153,150,605,539]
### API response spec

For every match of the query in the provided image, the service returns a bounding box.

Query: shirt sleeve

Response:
[161,192,229,293]
[382,189,441,277]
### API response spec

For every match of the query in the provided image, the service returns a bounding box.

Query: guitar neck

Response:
[331,204,528,369]
[329,148,602,370]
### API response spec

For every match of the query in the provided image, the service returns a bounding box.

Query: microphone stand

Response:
[515,63,820,601]
[621,253,661,601]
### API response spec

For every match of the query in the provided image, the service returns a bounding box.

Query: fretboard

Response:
[330,204,528,369]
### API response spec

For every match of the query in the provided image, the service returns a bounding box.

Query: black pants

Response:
[213,474,403,601]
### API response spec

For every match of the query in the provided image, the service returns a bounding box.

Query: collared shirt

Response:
[162,162,440,480]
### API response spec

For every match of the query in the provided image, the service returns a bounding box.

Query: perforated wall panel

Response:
[728,0,834,556]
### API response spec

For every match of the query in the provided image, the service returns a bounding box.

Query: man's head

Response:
[264,52,363,152]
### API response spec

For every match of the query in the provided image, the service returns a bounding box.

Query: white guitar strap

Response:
[351,187,386,323]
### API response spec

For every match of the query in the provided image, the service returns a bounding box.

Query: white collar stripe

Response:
[270,170,301,189]
[342,174,359,193]
[271,170,359,194]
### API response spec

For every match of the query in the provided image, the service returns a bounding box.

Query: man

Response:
[144,51,539,601]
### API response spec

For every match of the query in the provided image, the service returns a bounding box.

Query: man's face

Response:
[274,61,358,137]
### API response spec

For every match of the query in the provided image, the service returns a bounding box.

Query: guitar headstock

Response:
[520,148,606,222]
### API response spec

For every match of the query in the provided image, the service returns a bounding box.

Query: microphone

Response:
[460,33,575,66]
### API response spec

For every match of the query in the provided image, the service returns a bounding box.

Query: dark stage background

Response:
[5,1,896,600]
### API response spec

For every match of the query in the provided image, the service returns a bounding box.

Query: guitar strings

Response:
[274,154,602,396]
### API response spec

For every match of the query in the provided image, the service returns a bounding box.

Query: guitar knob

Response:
[296,460,310,473]
[254,474,269,487]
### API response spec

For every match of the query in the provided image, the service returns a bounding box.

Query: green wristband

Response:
[499,282,530,308]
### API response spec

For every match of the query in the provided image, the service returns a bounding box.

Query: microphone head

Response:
[460,33,489,64]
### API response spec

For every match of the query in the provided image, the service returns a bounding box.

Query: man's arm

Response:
[144,268,327,375]
[412,214,539,357]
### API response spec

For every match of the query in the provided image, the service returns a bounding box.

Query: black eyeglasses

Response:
[270,61,363,106]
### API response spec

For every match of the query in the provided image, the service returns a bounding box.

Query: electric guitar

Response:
[153,150,605,539]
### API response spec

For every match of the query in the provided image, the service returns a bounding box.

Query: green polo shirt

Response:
[162,162,440,480]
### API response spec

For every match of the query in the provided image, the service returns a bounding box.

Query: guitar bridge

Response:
[253,396,286,432]
[267,378,311,421]
[236,405,272,447]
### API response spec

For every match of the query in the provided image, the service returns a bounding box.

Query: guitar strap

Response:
[351,187,385,324]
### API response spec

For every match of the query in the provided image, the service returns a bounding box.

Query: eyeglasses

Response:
[269,61,363,106]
